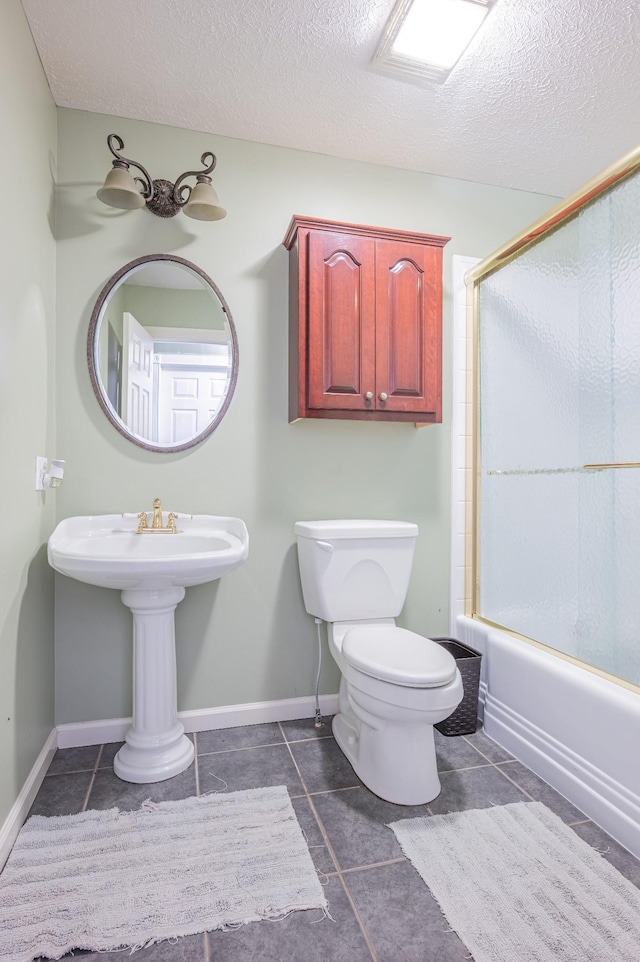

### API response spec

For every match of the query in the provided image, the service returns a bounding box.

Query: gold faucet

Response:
[136,499,177,534]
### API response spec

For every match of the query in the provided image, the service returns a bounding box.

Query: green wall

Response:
[54,107,559,725]
[0,0,57,825]
[122,285,226,331]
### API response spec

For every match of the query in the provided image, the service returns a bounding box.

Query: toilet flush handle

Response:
[316,540,334,553]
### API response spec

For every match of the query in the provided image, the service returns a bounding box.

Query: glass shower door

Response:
[477,169,640,687]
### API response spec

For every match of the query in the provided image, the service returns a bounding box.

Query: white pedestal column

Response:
[114,586,194,783]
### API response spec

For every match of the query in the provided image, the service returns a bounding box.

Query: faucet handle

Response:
[136,511,149,534]
[167,512,178,533]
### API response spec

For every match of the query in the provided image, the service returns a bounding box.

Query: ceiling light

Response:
[373,0,493,84]
[97,135,226,221]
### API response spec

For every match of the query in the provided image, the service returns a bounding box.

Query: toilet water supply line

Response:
[314,618,323,728]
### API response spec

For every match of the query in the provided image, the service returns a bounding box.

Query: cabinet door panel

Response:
[307,232,376,410]
[375,240,442,417]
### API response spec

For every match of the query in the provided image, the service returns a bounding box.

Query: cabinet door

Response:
[374,239,442,418]
[307,231,376,411]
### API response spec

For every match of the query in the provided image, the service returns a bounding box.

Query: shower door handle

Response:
[583,462,640,470]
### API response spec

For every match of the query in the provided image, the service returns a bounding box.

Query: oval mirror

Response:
[88,254,238,452]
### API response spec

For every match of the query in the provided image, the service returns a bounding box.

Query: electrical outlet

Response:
[35,456,47,491]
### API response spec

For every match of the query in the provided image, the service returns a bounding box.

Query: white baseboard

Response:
[478,679,487,721]
[0,729,57,870]
[57,693,340,749]
[485,692,640,859]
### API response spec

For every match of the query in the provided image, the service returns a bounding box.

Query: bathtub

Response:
[455,614,640,859]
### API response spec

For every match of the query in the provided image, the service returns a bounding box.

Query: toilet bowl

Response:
[294,520,464,805]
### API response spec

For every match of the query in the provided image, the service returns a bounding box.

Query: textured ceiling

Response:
[20,0,640,197]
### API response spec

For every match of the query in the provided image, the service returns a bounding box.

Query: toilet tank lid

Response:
[294,520,418,540]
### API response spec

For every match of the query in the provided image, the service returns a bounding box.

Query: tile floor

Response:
[26,719,640,962]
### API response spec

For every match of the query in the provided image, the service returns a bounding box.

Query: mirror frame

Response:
[87,253,239,452]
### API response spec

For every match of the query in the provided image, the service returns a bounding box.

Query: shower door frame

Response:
[463,141,640,696]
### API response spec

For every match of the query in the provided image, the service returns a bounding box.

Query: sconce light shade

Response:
[97,135,226,221]
[182,180,227,221]
[97,165,146,210]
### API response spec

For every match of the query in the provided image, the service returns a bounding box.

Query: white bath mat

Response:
[389,802,640,962]
[0,785,327,962]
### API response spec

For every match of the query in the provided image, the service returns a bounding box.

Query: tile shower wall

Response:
[449,256,479,631]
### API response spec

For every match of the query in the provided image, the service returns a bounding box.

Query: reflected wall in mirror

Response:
[88,255,238,451]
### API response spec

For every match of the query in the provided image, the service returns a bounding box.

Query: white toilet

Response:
[295,519,463,805]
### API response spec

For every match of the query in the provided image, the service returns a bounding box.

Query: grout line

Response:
[491,761,537,801]
[335,871,381,962]
[203,930,210,962]
[282,734,310,796]
[568,818,592,827]
[439,761,494,774]
[196,734,334,758]
[304,793,380,962]
[46,767,96,777]
[193,733,201,796]
[282,736,378,959]
[307,784,361,798]
[460,735,514,767]
[81,775,96,813]
[489,748,586,823]
[47,744,105,780]
[81,744,105,812]
[197,741,288,757]
[339,857,406,875]
[287,734,334,745]
[304,795,343,874]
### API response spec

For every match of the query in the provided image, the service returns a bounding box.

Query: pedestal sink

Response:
[48,513,249,784]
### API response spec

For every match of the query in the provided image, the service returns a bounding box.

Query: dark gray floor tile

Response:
[97,742,124,769]
[291,795,336,877]
[434,730,492,772]
[280,716,334,741]
[498,761,587,823]
[312,787,427,870]
[196,723,283,754]
[87,765,197,812]
[28,772,93,817]
[429,764,527,814]
[345,861,470,962]
[198,744,303,796]
[571,821,640,887]
[463,728,513,763]
[206,876,372,961]
[289,737,362,794]
[47,745,100,776]
[47,933,206,961]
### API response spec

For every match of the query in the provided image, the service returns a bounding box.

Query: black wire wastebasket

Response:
[433,638,482,736]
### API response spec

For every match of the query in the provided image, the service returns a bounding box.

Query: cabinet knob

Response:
[379,392,388,402]
[364,391,374,401]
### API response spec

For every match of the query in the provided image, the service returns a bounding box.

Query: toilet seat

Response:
[342,625,457,688]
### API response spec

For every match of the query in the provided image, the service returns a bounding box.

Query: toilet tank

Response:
[294,520,418,622]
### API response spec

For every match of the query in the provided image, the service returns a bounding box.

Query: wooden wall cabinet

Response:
[283,216,450,423]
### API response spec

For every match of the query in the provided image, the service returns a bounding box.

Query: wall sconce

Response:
[96,134,226,221]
